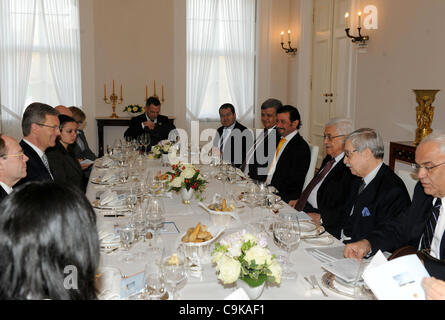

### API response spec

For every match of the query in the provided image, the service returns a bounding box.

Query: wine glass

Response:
[272,214,301,279]
[147,198,165,241]
[141,133,151,155]
[143,259,166,300]
[119,167,129,184]
[162,250,187,300]
[106,144,113,157]
[126,184,138,210]
[120,225,135,263]
[242,192,258,223]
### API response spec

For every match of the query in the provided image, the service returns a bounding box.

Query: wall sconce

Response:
[280,30,297,55]
[344,12,369,46]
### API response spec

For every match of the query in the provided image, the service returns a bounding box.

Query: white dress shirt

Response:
[220,122,236,150]
[307,152,345,209]
[426,196,445,259]
[0,181,13,195]
[266,130,298,185]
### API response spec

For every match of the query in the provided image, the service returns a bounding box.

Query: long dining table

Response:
[86,154,354,300]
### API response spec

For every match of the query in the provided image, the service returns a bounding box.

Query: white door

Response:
[311,0,351,167]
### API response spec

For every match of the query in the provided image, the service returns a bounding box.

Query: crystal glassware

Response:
[162,251,187,300]
[272,215,301,279]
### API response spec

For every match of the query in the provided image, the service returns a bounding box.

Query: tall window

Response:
[0,0,82,139]
[186,0,256,124]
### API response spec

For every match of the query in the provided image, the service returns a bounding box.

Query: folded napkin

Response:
[96,267,121,300]
[100,157,114,167]
[98,231,121,247]
[101,172,118,183]
[99,190,118,205]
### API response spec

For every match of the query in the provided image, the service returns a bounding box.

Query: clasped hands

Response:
[143,119,155,130]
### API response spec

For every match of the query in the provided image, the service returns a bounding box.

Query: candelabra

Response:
[104,80,123,118]
[345,27,369,45]
[145,80,165,104]
[280,30,297,56]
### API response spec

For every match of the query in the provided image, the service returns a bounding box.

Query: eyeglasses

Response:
[1,151,25,160]
[344,149,358,158]
[323,134,345,141]
[411,161,445,172]
[36,123,60,131]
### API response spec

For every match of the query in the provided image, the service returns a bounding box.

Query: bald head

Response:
[55,105,73,117]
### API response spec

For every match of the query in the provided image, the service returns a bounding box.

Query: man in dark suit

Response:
[242,98,282,182]
[289,118,359,238]
[214,103,252,169]
[0,135,29,201]
[345,133,445,280]
[124,96,176,148]
[341,128,411,244]
[266,105,310,203]
[16,103,60,186]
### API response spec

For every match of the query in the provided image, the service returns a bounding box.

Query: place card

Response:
[120,271,145,299]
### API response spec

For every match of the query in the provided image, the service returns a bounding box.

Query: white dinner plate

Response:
[322,272,375,299]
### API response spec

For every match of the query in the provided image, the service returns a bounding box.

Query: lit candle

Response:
[154,80,157,96]
[287,29,291,42]
[345,12,350,28]
[104,84,107,99]
[120,84,123,100]
[145,85,148,100]
[112,80,115,94]
[358,11,362,28]
[281,31,284,43]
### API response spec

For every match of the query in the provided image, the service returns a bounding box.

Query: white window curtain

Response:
[186,0,218,121]
[41,0,82,106]
[0,0,81,140]
[219,0,255,124]
[0,0,37,140]
[186,0,255,123]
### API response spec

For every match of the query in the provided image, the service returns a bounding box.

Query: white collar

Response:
[363,161,383,186]
[145,113,157,123]
[282,129,298,141]
[23,139,45,158]
[224,122,236,130]
[0,181,13,194]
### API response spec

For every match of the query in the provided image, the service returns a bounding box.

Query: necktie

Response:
[358,179,366,195]
[275,137,286,158]
[295,158,335,211]
[42,154,54,180]
[241,128,268,173]
[421,198,442,250]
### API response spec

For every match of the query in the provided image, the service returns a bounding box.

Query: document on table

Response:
[362,252,429,300]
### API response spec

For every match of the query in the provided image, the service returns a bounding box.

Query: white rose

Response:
[268,261,282,284]
[244,246,272,266]
[211,251,225,265]
[217,256,241,285]
[242,233,258,245]
[227,241,242,258]
[181,167,196,179]
[169,176,183,188]
[163,144,171,152]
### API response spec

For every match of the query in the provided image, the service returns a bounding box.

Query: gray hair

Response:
[326,118,354,136]
[22,103,59,136]
[419,132,445,154]
[345,128,384,159]
[261,98,283,112]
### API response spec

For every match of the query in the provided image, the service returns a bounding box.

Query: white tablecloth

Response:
[86,157,352,300]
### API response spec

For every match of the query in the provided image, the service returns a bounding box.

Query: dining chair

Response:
[303,144,319,189]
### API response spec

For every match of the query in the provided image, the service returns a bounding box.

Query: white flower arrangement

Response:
[211,230,282,287]
[150,140,172,158]
[166,163,207,198]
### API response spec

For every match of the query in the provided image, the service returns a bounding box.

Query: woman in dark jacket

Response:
[46,115,85,191]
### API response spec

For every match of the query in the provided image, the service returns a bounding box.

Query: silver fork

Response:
[310,275,328,297]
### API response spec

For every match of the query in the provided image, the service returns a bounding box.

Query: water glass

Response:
[162,251,187,300]
[272,215,301,279]
[143,261,166,300]
[120,225,135,263]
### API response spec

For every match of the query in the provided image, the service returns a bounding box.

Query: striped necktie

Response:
[295,158,335,211]
[421,198,442,250]
[42,154,54,180]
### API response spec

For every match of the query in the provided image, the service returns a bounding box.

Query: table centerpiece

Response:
[211,230,282,299]
[167,163,207,203]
